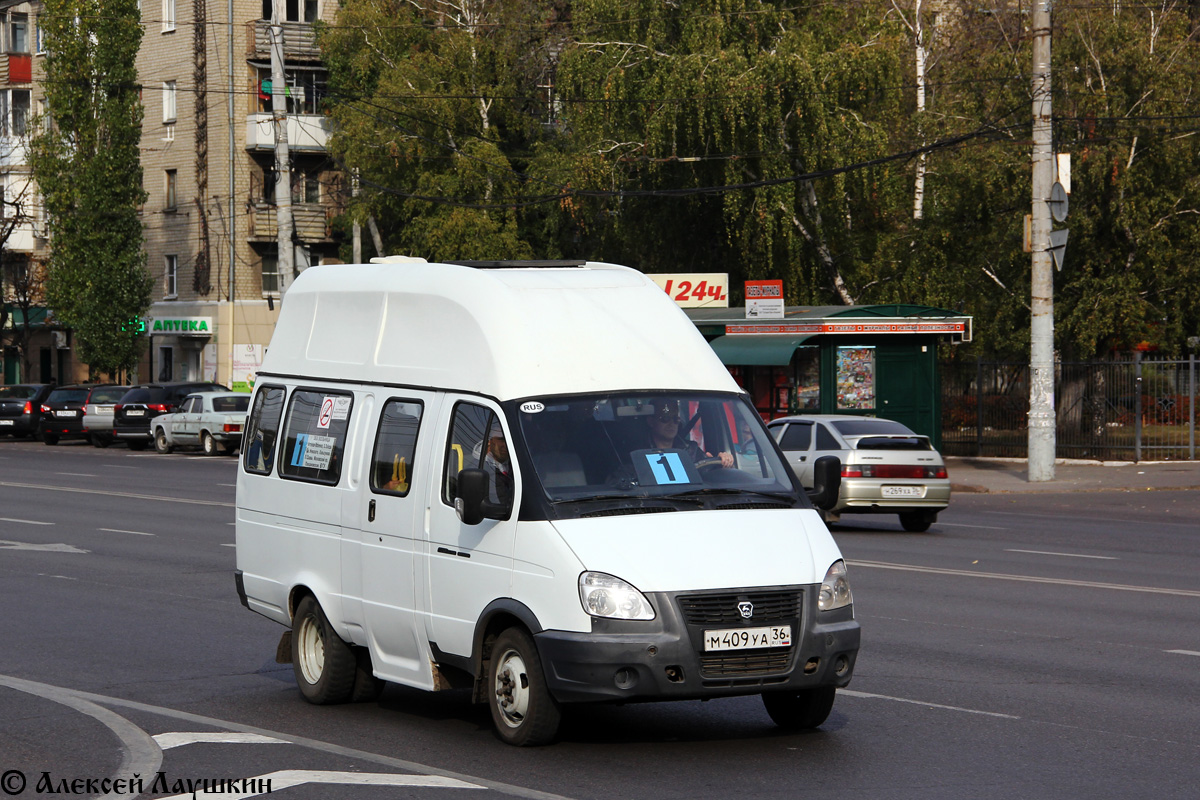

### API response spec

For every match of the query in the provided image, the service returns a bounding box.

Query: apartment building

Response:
[1,0,342,387]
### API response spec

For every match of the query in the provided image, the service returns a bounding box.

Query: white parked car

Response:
[153,392,250,455]
[768,414,950,531]
[82,385,131,447]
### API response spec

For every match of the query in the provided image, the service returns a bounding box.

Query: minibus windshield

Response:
[515,393,801,504]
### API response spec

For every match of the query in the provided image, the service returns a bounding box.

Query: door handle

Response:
[368,499,376,523]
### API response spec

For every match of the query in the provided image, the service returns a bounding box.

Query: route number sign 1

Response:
[648,273,729,308]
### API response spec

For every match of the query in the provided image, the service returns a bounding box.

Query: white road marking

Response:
[936,522,1008,530]
[220,543,235,547]
[0,480,232,508]
[158,770,484,800]
[841,689,1019,719]
[218,483,236,487]
[0,517,54,526]
[1165,650,1200,657]
[99,528,156,537]
[0,674,570,800]
[154,732,286,749]
[0,540,87,554]
[850,560,1200,598]
[1006,549,1117,560]
[55,472,98,477]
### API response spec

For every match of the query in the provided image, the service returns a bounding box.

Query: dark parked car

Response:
[112,382,229,450]
[0,384,55,438]
[38,385,111,445]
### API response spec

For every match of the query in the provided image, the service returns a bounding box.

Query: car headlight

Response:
[579,572,655,620]
[818,560,853,611]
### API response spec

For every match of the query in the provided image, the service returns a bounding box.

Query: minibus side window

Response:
[441,402,499,505]
[370,399,423,496]
[242,385,286,475]
[279,389,354,485]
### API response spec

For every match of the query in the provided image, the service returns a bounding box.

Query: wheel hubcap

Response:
[297,615,325,685]
[493,648,529,728]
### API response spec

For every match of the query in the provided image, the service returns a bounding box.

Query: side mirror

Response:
[455,468,488,525]
[806,455,842,510]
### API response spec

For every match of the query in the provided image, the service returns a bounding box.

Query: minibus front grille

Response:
[713,501,793,510]
[579,506,678,518]
[699,649,794,678]
[677,590,803,626]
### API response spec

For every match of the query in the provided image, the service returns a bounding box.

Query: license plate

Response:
[882,485,926,498]
[56,410,78,418]
[704,625,792,652]
[95,407,114,415]
[125,409,145,417]
[0,420,12,426]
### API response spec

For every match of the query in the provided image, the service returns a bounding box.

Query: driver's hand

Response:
[719,451,734,468]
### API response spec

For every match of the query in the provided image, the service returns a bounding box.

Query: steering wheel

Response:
[693,456,725,472]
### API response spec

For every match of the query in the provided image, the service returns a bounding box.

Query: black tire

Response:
[899,512,932,532]
[202,431,221,456]
[42,433,59,445]
[487,627,561,746]
[762,686,836,730]
[291,595,356,705]
[350,647,385,703]
[127,440,148,451]
[154,429,172,454]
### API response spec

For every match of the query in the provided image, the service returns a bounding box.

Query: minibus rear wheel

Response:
[762,686,836,730]
[291,595,356,704]
[488,627,561,746]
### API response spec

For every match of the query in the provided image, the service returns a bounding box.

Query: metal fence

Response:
[941,354,1198,461]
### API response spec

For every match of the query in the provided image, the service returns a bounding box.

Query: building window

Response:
[162,0,175,31]
[256,68,327,114]
[165,169,177,209]
[164,255,178,298]
[35,18,45,53]
[263,0,317,22]
[10,13,28,53]
[158,346,174,381]
[162,81,176,123]
[10,90,29,137]
[261,255,278,294]
[292,170,319,204]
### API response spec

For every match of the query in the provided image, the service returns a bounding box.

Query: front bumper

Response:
[535,585,860,704]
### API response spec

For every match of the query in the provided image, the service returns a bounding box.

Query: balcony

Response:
[246,20,322,62]
[244,113,330,152]
[247,202,333,244]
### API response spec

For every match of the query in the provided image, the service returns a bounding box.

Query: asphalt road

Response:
[1,439,1197,799]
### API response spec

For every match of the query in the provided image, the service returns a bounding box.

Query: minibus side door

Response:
[358,393,438,690]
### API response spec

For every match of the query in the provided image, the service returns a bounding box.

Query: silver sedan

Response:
[768,414,950,531]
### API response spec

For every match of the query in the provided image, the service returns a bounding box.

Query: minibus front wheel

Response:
[291,595,356,705]
[488,627,561,746]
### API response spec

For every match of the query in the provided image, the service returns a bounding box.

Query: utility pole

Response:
[1028,0,1055,481]
[270,0,294,298]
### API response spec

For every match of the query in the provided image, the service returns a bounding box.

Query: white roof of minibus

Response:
[260,259,740,401]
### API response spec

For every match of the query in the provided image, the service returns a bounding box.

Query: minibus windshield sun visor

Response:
[514,392,804,510]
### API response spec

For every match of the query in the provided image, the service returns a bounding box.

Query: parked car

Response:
[768,414,950,532]
[38,384,107,444]
[82,384,133,447]
[0,384,55,439]
[153,392,250,455]
[112,382,229,450]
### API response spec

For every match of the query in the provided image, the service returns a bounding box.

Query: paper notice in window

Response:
[301,434,337,470]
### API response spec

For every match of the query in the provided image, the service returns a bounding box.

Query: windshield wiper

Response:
[662,488,797,503]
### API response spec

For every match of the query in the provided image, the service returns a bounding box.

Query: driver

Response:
[644,400,734,468]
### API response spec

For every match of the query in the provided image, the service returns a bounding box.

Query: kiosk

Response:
[687,305,973,449]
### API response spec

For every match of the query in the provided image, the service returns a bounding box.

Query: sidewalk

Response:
[946,457,1200,494]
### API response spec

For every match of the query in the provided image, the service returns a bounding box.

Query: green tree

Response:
[29,0,150,378]
[318,0,567,261]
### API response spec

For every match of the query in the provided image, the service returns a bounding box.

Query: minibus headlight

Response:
[579,572,656,620]
[818,560,853,611]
